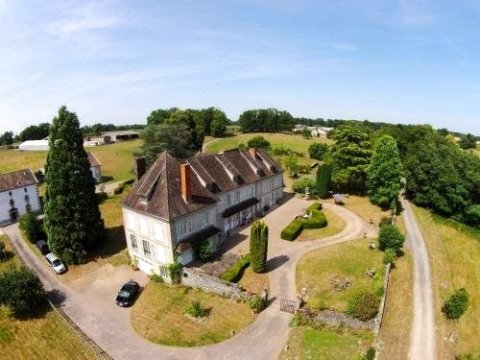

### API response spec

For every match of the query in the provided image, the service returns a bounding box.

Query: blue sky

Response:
[1,0,480,134]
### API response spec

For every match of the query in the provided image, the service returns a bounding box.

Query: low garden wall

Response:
[181,267,251,301]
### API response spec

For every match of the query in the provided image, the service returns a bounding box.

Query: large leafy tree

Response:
[238,108,294,133]
[18,123,50,141]
[325,123,372,193]
[0,131,14,145]
[141,123,192,164]
[44,106,104,264]
[366,135,403,209]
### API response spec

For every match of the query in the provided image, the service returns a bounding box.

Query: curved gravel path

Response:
[4,196,369,360]
[401,198,436,360]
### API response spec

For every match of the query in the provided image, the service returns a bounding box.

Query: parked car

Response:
[35,240,50,255]
[116,280,141,307]
[45,253,66,274]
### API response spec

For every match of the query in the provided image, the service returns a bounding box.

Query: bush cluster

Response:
[378,224,405,252]
[303,210,327,229]
[220,255,250,283]
[195,239,217,261]
[346,292,380,321]
[442,288,469,319]
[19,211,45,244]
[0,267,47,318]
[249,294,267,313]
[292,177,315,194]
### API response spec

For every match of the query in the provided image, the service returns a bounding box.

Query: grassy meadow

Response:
[0,139,142,182]
[0,235,96,359]
[413,206,480,358]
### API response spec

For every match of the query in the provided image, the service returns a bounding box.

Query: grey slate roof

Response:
[0,169,38,192]
[122,149,282,220]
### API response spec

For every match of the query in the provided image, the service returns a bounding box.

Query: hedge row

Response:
[220,255,251,282]
[281,203,328,241]
[280,219,304,241]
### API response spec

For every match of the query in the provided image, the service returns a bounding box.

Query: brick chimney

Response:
[134,157,146,180]
[249,147,257,158]
[180,163,191,202]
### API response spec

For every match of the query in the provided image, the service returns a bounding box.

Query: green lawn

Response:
[131,282,255,347]
[0,139,142,182]
[296,238,384,312]
[0,235,96,359]
[281,326,373,360]
[413,206,480,358]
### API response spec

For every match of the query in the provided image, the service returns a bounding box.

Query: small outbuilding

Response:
[18,139,49,151]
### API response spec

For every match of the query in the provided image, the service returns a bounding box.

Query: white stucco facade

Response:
[122,209,175,274]
[0,184,41,225]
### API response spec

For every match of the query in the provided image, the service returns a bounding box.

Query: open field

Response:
[413,206,480,358]
[0,235,96,359]
[0,139,142,182]
[296,238,384,312]
[297,208,346,241]
[281,325,373,360]
[131,282,255,347]
[204,132,332,155]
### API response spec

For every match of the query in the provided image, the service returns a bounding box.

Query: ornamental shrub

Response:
[249,294,267,313]
[383,248,397,265]
[303,210,327,229]
[220,255,251,282]
[19,211,44,244]
[250,221,268,273]
[281,219,304,241]
[292,177,315,194]
[346,292,380,321]
[196,239,217,261]
[185,300,209,318]
[378,224,405,252]
[307,202,323,212]
[442,288,469,319]
[316,163,332,199]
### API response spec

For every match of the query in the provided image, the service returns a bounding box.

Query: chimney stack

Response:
[180,163,191,202]
[249,147,257,158]
[135,157,146,180]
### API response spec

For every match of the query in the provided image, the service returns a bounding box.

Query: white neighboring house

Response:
[18,139,49,151]
[0,169,41,225]
[86,152,102,183]
[121,148,284,275]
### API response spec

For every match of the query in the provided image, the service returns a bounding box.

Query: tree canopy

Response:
[18,123,50,141]
[238,108,295,133]
[44,106,104,264]
[366,135,403,209]
[325,122,372,193]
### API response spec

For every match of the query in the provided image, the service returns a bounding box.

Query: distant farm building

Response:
[102,130,139,142]
[18,139,49,151]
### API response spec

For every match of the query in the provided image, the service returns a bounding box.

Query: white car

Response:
[45,253,66,274]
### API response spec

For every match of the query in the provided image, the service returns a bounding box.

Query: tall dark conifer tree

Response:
[44,106,104,264]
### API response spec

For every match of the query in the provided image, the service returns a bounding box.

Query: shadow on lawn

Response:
[87,225,127,262]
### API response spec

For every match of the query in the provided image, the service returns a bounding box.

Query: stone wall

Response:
[374,263,391,335]
[181,267,250,301]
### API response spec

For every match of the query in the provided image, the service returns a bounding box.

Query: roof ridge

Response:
[164,152,172,219]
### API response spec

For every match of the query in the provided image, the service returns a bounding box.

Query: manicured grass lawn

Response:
[297,208,346,241]
[413,206,480,358]
[0,235,96,359]
[131,282,255,347]
[0,139,142,182]
[376,249,413,359]
[296,238,384,312]
[281,326,373,360]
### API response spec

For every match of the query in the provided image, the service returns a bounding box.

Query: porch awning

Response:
[175,225,221,251]
[222,197,259,218]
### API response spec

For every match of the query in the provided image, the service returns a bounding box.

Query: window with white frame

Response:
[130,234,138,251]
[226,193,232,206]
[142,240,151,258]
[201,211,211,227]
